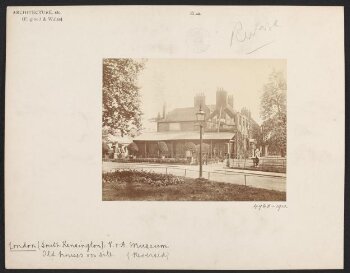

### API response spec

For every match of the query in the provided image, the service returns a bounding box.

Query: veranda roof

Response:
[133,131,235,141]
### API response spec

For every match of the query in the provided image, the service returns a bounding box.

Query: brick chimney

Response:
[194,93,206,109]
[216,88,228,110]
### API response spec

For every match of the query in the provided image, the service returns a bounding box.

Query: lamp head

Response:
[196,104,205,122]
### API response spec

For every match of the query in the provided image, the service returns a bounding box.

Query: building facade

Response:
[133,88,257,159]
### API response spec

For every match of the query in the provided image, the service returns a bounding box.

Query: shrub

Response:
[184,142,196,152]
[127,142,139,155]
[196,143,210,154]
[109,157,192,165]
[102,142,110,155]
[103,170,185,186]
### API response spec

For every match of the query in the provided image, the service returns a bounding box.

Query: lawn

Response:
[102,170,286,201]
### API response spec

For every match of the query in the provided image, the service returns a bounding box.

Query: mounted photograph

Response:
[102,59,286,201]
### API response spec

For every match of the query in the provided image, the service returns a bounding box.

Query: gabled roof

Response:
[162,105,213,122]
[164,107,197,122]
[208,104,236,120]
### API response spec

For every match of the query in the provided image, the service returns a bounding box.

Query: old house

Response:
[133,88,256,159]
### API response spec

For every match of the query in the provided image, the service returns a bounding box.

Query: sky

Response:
[137,59,286,131]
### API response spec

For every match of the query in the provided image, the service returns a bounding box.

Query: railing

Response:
[230,157,286,173]
[105,157,286,172]
[104,165,286,192]
[108,157,222,165]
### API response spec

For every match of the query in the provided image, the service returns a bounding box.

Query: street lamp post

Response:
[196,104,205,178]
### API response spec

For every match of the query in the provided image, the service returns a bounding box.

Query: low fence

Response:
[109,157,222,165]
[229,157,286,173]
[110,158,189,165]
[104,165,286,192]
[104,157,286,173]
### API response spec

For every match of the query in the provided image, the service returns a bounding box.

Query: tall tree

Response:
[260,70,287,156]
[103,58,145,137]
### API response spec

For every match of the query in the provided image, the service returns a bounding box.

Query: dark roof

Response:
[164,107,196,121]
[163,106,213,122]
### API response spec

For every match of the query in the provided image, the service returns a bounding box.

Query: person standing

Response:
[254,148,260,167]
[204,153,208,165]
[185,150,192,164]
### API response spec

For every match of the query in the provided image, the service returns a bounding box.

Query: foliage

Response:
[260,70,287,156]
[260,71,287,120]
[102,142,110,154]
[250,119,263,148]
[242,149,252,159]
[234,132,247,159]
[157,141,169,155]
[102,58,145,137]
[103,170,185,187]
[127,142,139,154]
[126,158,189,164]
[196,143,210,154]
[184,142,196,152]
[102,170,286,201]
